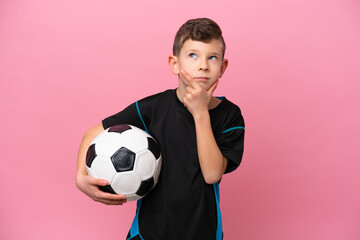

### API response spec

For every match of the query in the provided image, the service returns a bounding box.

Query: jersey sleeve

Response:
[102,102,146,131]
[216,106,245,174]
[102,92,162,133]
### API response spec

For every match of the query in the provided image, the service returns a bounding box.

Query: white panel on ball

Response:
[126,194,141,202]
[88,156,117,183]
[154,158,162,183]
[112,171,141,195]
[93,132,123,157]
[120,128,148,153]
[134,150,156,181]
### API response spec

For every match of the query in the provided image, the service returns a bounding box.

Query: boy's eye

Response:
[189,53,197,58]
[209,56,217,60]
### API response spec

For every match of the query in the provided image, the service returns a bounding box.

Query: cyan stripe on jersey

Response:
[216,96,225,100]
[221,126,245,134]
[127,199,144,240]
[130,102,146,240]
[213,182,223,240]
[136,101,149,133]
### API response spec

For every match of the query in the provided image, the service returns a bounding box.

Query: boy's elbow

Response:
[202,157,228,184]
[203,173,222,184]
[203,157,228,184]
[85,124,104,139]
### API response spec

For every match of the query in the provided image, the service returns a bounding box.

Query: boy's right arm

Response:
[76,124,127,205]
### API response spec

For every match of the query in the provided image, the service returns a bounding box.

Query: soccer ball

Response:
[86,124,162,201]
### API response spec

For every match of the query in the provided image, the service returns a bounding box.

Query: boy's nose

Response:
[198,59,209,71]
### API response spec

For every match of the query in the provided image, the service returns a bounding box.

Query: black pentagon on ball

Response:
[136,177,154,196]
[99,185,117,194]
[86,144,97,168]
[108,124,132,133]
[111,147,136,172]
[147,137,161,159]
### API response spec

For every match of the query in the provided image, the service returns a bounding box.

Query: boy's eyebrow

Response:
[210,52,221,56]
[186,49,221,56]
[186,49,200,53]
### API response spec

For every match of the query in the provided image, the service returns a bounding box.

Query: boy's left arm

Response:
[180,70,228,184]
[193,110,229,184]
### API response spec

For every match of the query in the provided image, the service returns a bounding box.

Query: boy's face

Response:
[169,39,228,91]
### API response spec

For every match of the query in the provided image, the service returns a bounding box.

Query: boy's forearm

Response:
[193,111,227,184]
[76,134,92,178]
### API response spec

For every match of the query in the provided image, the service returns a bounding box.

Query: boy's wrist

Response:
[193,110,210,122]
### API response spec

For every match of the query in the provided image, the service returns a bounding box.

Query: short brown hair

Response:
[172,18,226,58]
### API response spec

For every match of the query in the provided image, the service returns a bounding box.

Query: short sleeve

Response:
[216,108,245,174]
[102,102,145,131]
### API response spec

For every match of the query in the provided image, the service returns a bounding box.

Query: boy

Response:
[76,18,245,240]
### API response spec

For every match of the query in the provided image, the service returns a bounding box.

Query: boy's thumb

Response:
[96,179,108,186]
[208,80,219,95]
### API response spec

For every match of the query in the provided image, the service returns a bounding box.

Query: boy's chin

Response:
[198,81,214,90]
[196,82,208,89]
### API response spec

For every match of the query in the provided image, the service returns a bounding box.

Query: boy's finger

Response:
[179,70,191,85]
[99,191,127,201]
[185,86,191,94]
[180,70,199,89]
[208,80,219,95]
[90,177,108,186]
[183,70,203,89]
[180,69,191,81]
[95,196,127,205]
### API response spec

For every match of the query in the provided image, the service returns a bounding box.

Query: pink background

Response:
[1,0,359,239]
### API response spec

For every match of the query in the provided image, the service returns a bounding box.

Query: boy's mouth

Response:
[194,77,209,82]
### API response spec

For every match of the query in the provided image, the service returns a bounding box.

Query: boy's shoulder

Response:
[136,89,177,114]
[211,96,245,130]
[215,95,242,115]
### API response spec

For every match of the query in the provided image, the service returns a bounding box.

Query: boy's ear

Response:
[219,58,229,78]
[168,55,180,75]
